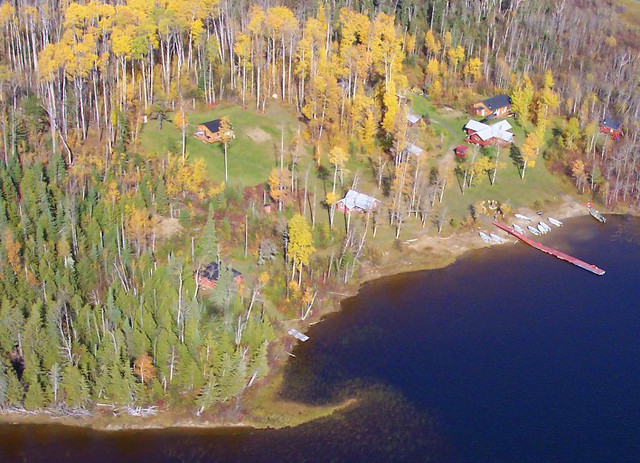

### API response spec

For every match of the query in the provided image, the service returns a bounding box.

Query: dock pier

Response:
[492,221,605,276]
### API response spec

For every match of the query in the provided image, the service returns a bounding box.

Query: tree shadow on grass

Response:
[509,144,524,177]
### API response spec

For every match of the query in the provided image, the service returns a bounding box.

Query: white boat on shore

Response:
[538,221,552,233]
[489,233,505,244]
[515,213,532,221]
[512,224,525,234]
[537,223,548,234]
[547,217,563,227]
[528,225,541,236]
[479,231,492,244]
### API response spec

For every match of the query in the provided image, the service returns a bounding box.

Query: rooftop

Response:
[338,190,379,211]
[601,118,622,130]
[465,119,514,143]
[199,262,242,282]
[481,94,511,111]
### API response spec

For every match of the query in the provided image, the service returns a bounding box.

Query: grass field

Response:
[139,103,307,186]
[139,98,576,240]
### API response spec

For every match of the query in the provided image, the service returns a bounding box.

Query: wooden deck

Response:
[492,221,605,276]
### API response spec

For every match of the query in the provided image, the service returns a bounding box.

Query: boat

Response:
[589,208,607,223]
[547,217,563,227]
[479,231,492,244]
[515,213,532,221]
[538,221,552,233]
[537,223,548,234]
[528,225,541,236]
[512,224,525,234]
[489,233,505,244]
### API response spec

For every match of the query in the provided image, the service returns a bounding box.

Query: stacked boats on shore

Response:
[480,212,565,244]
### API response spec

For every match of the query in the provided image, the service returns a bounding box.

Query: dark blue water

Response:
[1,215,639,462]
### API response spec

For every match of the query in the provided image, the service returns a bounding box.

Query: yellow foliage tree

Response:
[463,57,482,83]
[287,214,315,283]
[424,29,441,56]
[521,132,539,179]
[426,58,439,81]
[268,167,292,208]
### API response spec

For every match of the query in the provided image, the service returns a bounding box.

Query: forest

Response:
[0,0,639,417]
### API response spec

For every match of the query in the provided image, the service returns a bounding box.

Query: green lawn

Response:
[138,104,306,186]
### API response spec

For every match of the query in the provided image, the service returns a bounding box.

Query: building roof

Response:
[482,94,511,111]
[465,120,488,132]
[405,142,423,156]
[407,112,421,124]
[455,145,469,153]
[601,118,622,130]
[200,119,222,133]
[199,262,242,282]
[337,190,378,211]
[465,119,514,143]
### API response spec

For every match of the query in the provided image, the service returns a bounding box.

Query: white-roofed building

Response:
[404,142,424,157]
[336,190,379,213]
[407,112,422,126]
[464,119,514,147]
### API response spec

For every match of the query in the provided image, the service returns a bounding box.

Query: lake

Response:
[1,215,639,462]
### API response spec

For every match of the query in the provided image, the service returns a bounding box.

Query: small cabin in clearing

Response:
[195,262,243,290]
[194,119,234,143]
[407,112,422,126]
[469,94,511,119]
[600,118,623,141]
[404,142,424,157]
[336,190,379,213]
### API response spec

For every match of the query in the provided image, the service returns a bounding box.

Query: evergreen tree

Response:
[61,364,90,408]
[0,362,8,405]
[5,367,24,406]
[196,375,221,414]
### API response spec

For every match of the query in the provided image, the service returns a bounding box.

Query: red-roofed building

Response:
[455,145,469,158]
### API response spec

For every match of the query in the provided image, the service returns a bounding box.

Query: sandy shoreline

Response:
[0,196,592,432]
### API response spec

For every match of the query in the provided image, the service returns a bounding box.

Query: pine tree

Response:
[0,362,8,405]
[5,367,24,406]
[196,375,221,414]
[24,378,47,410]
[61,364,90,408]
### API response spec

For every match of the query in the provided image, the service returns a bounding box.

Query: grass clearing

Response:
[138,103,307,186]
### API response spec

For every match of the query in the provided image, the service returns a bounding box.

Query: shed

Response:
[194,119,234,143]
[336,190,379,213]
[455,145,469,158]
[195,262,243,289]
[407,112,422,126]
[405,142,424,157]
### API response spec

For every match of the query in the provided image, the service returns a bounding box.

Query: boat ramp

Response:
[492,221,605,276]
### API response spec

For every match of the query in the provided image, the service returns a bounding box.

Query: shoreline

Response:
[0,196,594,432]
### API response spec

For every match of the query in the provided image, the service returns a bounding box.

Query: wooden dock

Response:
[492,221,605,276]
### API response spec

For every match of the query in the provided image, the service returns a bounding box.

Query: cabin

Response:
[600,118,623,141]
[194,119,234,143]
[464,119,514,147]
[407,112,422,126]
[336,190,379,213]
[404,142,424,157]
[455,145,469,158]
[469,94,511,119]
[195,262,243,290]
